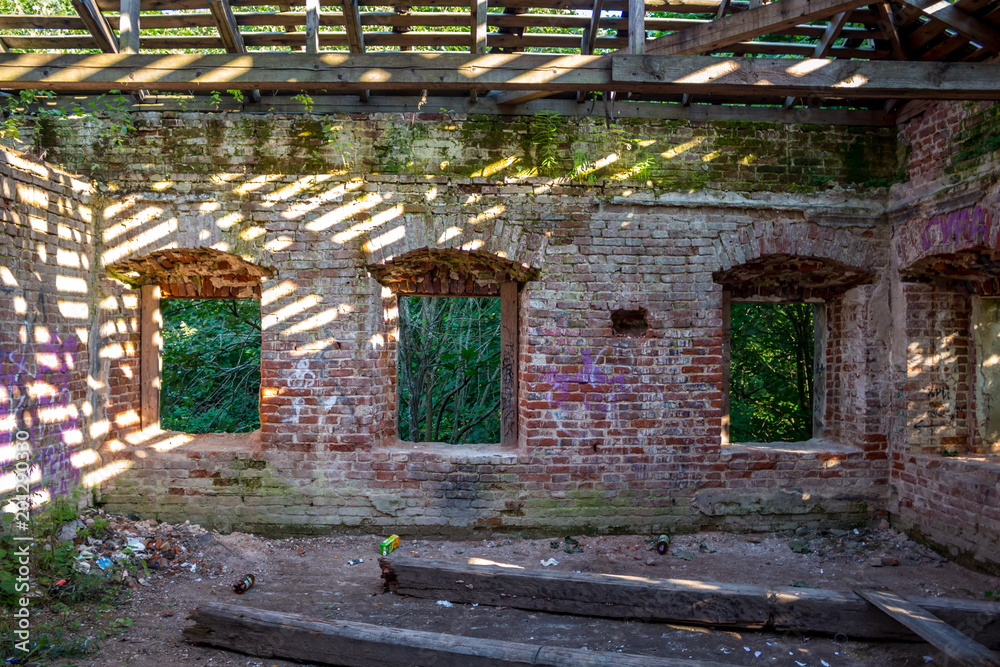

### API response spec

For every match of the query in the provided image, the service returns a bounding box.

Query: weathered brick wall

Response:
[0,148,101,506]
[13,105,1000,570]
[69,107,895,537]
[888,100,1000,572]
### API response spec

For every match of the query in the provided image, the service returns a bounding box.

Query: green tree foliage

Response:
[730,303,814,443]
[398,296,501,444]
[160,299,261,433]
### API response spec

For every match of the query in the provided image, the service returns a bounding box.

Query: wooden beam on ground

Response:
[645,0,870,55]
[72,0,118,53]
[855,588,1000,666]
[208,0,260,103]
[380,557,1000,646]
[184,603,732,667]
[784,10,849,108]
[4,53,1000,101]
[900,0,1000,54]
[140,284,161,431]
[342,0,369,102]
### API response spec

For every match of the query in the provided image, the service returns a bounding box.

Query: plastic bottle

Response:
[233,573,255,594]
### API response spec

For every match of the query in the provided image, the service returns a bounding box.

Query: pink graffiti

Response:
[920,205,993,251]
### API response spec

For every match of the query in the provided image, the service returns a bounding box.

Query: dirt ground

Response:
[32,516,1000,667]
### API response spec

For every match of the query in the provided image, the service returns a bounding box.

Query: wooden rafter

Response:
[342,0,369,101]
[72,0,118,53]
[900,0,1000,54]
[208,0,261,103]
[118,0,139,54]
[305,0,320,54]
[645,0,871,55]
[875,1,907,59]
[784,10,850,108]
[3,52,1000,100]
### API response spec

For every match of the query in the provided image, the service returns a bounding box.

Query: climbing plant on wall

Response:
[730,303,815,443]
[160,298,261,434]
[397,296,501,444]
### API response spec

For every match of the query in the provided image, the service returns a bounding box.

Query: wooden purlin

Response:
[4,52,1000,101]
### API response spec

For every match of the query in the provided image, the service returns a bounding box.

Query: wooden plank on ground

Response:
[380,557,1000,647]
[644,0,870,54]
[5,52,999,101]
[184,603,733,667]
[855,588,1000,666]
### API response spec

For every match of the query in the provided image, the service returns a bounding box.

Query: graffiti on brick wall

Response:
[542,349,628,428]
[920,204,993,251]
[1,291,82,498]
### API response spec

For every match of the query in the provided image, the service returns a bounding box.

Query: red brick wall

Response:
[0,148,100,504]
[888,100,1000,572]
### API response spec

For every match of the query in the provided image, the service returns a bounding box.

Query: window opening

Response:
[160,298,261,433]
[729,302,815,443]
[397,296,501,444]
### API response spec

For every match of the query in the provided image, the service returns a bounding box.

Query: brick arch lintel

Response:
[368,248,541,297]
[715,221,884,277]
[106,247,274,299]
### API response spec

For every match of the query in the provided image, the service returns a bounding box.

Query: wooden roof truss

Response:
[0,0,998,125]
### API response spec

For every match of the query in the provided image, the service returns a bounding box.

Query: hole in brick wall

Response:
[729,303,814,443]
[397,296,501,444]
[161,298,261,433]
[611,308,650,337]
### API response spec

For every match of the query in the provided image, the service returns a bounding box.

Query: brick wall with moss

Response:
[24,111,900,193]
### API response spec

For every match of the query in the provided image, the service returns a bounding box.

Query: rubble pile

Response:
[65,509,218,585]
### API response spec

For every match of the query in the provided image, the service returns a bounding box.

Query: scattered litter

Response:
[821,660,831,667]
[923,657,934,662]
[744,646,751,652]
[379,535,400,556]
[699,543,716,554]
[436,600,454,608]
[96,556,113,570]
[656,535,670,554]
[754,651,761,658]
[126,537,146,552]
[233,573,255,594]
[540,558,559,567]
[347,559,364,566]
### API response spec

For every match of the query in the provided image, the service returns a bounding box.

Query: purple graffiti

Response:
[920,205,992,251]
[542,349,627,418]
[1,332,81,497]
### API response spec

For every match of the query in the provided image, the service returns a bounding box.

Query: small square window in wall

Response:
[724,298,825,444]
[144,288,262,434]
[397,295,502,445]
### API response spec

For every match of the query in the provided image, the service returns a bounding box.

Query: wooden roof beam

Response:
[342,0,369,101]
[208,0,260,103]
[899,0,1000,54]
[72,0,118,53]
[4,52,1000,101]
[645,0,871,55]
[784,10,850,108]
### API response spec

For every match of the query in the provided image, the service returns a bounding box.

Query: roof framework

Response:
[0,0,998,125]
